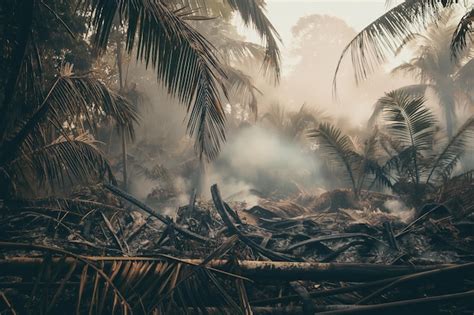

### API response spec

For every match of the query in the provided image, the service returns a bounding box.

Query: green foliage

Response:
[426,117,474,183]
[375,89,436,185]
[308,122,390,197]
[0,67,138,199]
[366,89,474,204]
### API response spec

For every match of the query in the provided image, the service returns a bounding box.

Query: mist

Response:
[118,2,474,212]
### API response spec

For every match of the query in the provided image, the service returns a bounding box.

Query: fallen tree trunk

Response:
[0,256,450,282]
[317,289,474,314]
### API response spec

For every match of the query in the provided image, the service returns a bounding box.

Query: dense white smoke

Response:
[202,125,324,200]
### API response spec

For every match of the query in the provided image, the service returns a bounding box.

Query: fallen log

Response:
[251,261,474,306]
[0,257,450,282]
[317,289,474,314]
[181,305,357,314]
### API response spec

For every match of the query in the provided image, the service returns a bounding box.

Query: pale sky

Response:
[235,1,388,73]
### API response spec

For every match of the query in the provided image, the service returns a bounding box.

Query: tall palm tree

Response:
[391,19,474,137]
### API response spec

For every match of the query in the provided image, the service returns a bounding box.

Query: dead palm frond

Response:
[0,240,249,314]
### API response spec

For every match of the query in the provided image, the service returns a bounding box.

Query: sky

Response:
[235,1,388,73]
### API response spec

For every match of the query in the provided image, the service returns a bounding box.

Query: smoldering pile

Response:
[0,178,473,314]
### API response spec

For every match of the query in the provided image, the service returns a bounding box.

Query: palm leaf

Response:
[0,70,138,166]
[377,89,436,183]
[4,136,114,197]
[180,0,281,79]
[368,84,431,126]
[225,66,261,120]
[426,117,474,184]
[218,38,266,64]
[333,0,454,93]
[451,8,474,57]
[308,122,358,192]
[225,0,281,80]
[355,128,392,191]
[78,0,228,160]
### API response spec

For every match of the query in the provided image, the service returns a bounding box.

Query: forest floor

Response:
[1,183,474,314]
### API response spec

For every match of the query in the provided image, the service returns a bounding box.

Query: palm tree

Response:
[312,89,474,201]
[390,19,474,137]
[1,0,281,162]
[0,65,138,199]
[332,0,460,94]
[370,89,474,202]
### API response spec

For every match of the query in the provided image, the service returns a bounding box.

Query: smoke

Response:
[383,199,414,223]
[203,125,324,199]
[118,8,474,215]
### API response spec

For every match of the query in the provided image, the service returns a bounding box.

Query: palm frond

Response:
[225,66,261,120]
[308,122,358,192]
[205,0,281,79]
[0,71,138,166]
[79,0,228,160]
[172,0,281,79]
[0,240,249,314]
[218,38,266,64]
[451,8,474,58]
[288,105,320,139]
[454,57,474,90]
[378,90,436,151]
[51,70,139,136]
[368,84,431,126]
[261,103,285,129]
[333,0,454,94]
[4,136,114,197]
[352,129,393,192]
[222,0,280,79]
[427,117,474,184]
[377,90,436,183]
